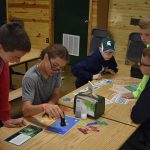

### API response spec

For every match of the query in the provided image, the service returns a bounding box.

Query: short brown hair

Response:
[142,47,150,58]
[40,44,69,61]
[0,22,31,52]
[139,16,150,29]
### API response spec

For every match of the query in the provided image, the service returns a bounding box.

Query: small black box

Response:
[74,93,105,119]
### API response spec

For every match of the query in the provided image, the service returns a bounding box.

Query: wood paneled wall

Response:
[108,0,150,58]
[7,0,100,51]
[91,0,97,29]
[7,0,52,49]
[91,0,150,59]
[7,0,150,58]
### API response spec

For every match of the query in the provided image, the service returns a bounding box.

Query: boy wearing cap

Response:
[72,37,118,88]
[120,47,150,150]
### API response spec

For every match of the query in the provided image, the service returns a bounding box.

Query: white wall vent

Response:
[63,33,80,56]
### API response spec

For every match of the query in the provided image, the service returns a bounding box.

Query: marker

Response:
[60,112,66,127]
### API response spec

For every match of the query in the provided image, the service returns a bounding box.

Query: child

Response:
[120,47,150,150]
[123,16,150,99]
[72,37,118,88]
[22,44,68,119]
[0,22,31,128]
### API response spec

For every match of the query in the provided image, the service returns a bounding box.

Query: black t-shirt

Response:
[131,79,150,143]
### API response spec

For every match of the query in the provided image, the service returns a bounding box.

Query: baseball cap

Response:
[100,37,115,52]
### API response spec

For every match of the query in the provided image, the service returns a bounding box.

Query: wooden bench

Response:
[9,87,22,102]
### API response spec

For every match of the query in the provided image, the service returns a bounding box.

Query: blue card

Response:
[47,116,80,135]
[63,98,71,102]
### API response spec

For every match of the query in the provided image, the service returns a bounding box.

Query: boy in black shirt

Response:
[120,47,150,150]
[72,37,118,88]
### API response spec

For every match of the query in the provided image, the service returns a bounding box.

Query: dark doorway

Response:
[54,0,89,65]
[0,0,7,26]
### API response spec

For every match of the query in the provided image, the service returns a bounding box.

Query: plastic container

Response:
[75,105,81,118]
[81,104,87,119]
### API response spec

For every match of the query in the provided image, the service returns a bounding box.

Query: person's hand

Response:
[44,104,64,120]
[93,73,102,80]
[2,118,26,128]
[122,93,134,99]
[105,69,115,74]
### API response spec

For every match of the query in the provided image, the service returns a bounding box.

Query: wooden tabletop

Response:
[59,76,140,127]
[9,48,41,67]
[0,108,136,150]
[9,87,22,101]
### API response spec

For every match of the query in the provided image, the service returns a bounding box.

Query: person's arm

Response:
[22,88,60,116]
[0,63,10,121]
[131,80,150,124]
[22,101,63,119]
[0,64,26,128]
[72,64,93,82]
[123,76,149,99]
[107,56,118,73]
[122,92,134,99]
[22,77,45,117]
[22,75,63,119]
[22,101,43,117]
[72,55,103,82]
[132,75,149,99]
[22,76,41,117]
[2,118,26,128]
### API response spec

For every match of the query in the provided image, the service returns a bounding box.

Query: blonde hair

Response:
[139,16,150,29]
[143,47,150,58]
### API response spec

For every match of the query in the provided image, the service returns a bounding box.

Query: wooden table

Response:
[9,48,41,67]
[59,76,140,127]
[0,108,137,150]
[9,48,41,89]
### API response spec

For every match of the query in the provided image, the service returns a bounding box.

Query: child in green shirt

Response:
[123,16,150,99]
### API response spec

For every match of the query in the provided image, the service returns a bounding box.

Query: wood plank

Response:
[9,88,22,101]
[97,0,110,28]
[92,0,150,56]
[25,22,49,49]
[0,111,136,150]
[8,0,49,5]
[8,3,49,9]
[8,0,51,49]
[9,48,41,67]
[108,0,150,52]
[37,118,135,150]
[8,8,49,20]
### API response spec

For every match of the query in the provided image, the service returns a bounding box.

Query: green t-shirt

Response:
[132,43,150,99]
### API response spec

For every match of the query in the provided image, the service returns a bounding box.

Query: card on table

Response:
[5,124,43,146]
[124,85,138,92]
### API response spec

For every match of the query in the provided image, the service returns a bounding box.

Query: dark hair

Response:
[0,22,31,52]
[139,16,150,29]
[142,47,150,58]
[40,44,69,61]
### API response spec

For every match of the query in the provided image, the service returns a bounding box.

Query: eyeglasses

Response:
[138,61,150,67]
[49,59,64,71]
